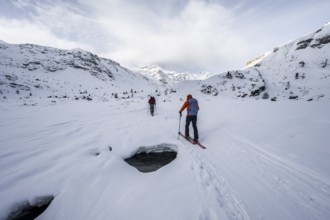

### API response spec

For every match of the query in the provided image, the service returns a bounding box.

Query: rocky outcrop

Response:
[197,69,267,99]
[0,41,156,104]
[0,44,117,80]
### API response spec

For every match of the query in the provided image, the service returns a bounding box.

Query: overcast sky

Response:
[0,0,329,73]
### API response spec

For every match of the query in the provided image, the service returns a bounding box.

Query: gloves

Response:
[179,111,182,117]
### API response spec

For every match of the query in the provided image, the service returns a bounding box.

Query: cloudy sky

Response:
[0,0,329,73]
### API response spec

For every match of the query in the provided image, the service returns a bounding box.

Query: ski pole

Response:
[178,114,181,139]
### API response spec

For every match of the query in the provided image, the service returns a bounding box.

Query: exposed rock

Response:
[200,84,218,96]
[225,72,233,79]
[250,86,265,97]
[299,61,305,67]
[5,75,18,81]
[310,35,330,48]
[296,38,313,50]
[164,88,177,95]
[9,83,31,91]
[289,96,298,100]
[321,59,328,68]
[233,71,245,79]
[285,82,290,90]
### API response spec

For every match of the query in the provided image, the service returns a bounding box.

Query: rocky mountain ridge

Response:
[174,21,330,101]
[0,41,156,104]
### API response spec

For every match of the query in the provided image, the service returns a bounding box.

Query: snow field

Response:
[0,95,330,220]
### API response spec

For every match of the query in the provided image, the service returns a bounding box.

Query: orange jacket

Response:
[179,94,199,116]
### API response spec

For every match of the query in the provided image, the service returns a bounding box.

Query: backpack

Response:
[149,97,155,104]
[188,98,198,115]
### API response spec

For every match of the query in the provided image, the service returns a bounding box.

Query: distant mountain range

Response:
[1,21,329,104]
[133,65,213,86]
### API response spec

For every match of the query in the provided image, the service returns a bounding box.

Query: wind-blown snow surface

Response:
[1,95,330,220]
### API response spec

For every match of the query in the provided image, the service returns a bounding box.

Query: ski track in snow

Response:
[182,142,250,220]
[223,132,330,219]
[1,99,330,220]
[154,114,250,220]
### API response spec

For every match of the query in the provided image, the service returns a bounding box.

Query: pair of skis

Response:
[178,132,206,149]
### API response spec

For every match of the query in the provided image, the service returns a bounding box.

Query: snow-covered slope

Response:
[0,41,156,105]
[172,22,330,101]
[1,97,329,220]
[134,65,213,87]
[245,21,330,101]
[170,68,267,100]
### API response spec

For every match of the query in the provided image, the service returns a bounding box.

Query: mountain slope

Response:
[0,41,156,104]
[172,22,330,101]
[246,21,330,101]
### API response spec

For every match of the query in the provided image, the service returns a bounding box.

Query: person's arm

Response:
[179,101,188,113]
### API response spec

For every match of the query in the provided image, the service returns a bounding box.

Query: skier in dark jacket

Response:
[148,96,156,116]
[179,94,199,142]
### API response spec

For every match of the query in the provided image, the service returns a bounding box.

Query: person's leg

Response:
[185,116,192,137]
[192,115,199,141]
[150,104,154,116]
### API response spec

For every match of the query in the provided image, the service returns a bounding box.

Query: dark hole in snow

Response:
[124,144,177,173]
[7,195,54,220]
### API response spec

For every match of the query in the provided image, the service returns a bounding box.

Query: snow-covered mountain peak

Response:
[133,65,213,87]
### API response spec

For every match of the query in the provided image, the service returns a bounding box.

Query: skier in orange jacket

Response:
[179,94,199,142]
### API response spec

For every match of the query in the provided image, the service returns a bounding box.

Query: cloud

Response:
[81,0,251,72]
[0,0,114,53]
[0,0,252,72]
[0,17,85,49]
[0,0,330,73]
[229,0,330,50]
